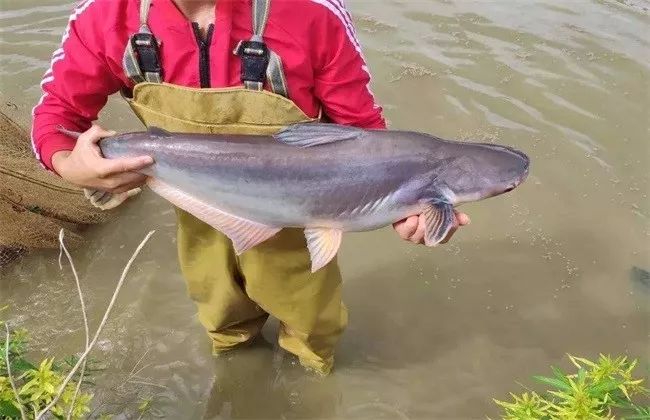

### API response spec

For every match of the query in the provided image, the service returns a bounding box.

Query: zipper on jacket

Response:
[191,22,215,88]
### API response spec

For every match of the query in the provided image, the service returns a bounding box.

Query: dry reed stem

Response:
[35,230,156,420]
[118,348,152,391]
[58,230,90,420]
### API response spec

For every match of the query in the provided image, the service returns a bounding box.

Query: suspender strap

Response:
[233,0,289,98]
[267,50,288,96]
[252,0,271,38]
[123,0,163,84]
[234,39,269,92]
[139,0,152,30]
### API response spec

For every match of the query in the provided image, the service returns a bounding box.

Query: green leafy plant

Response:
[0,323,92,420]
[494,354,650,419]
[1,229,155,419]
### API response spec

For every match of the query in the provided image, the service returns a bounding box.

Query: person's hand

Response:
[83,187,143,210]
[393,210,470,245]
[51,125,153,194]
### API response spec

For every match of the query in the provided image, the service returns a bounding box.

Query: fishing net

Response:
[0,110,118,268]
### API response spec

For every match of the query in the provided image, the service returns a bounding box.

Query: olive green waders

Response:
[119,0,347,374]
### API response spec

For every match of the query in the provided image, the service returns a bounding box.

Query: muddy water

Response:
[1,0,649,418]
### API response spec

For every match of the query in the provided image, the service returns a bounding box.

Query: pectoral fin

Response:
[422,202,456,247]
[274,123,364,147]
[147,179,280,254]
[304,228,343,273]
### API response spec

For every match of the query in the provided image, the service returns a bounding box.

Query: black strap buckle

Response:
[233,40,270,84]
[131,32,162,78]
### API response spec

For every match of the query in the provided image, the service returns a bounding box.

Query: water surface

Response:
[1,0,648,418]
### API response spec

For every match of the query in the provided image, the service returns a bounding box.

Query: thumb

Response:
[98,155,154,177]
[457,212,471,226]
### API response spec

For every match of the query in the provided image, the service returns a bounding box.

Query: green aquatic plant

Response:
[494,354,650,419]
[1,229,155,419]
[0,323,92,420]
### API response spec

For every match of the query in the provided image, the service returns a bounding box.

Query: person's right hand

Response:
[51,125,154,194]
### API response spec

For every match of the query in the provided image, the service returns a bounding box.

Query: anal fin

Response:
[304,228,343,273]
[147,179,280,254]
[422,202,456,247]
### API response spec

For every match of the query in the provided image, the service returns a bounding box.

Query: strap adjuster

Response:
[130,32,162,77]
[233,40,270,84]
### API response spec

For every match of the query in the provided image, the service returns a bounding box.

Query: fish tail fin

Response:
[57,125,82,139]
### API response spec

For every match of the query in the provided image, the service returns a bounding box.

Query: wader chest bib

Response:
[121,0,347,374]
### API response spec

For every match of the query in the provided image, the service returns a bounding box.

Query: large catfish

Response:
[60,123,529,272]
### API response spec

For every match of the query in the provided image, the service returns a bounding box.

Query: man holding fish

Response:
[31,0,475,375]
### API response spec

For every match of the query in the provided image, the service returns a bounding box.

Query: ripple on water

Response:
[1,0,649,418]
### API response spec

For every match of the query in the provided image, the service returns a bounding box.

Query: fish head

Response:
[438,142,529,205]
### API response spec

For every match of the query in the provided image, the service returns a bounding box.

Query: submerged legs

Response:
[176,210,347,374]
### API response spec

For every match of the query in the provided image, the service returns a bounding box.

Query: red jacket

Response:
[32,0,386,171]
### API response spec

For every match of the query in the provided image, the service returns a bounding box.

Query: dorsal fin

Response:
[274,123,364,147]
[147,126,173,137]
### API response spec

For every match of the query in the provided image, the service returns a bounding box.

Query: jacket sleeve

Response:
[311,4,386,129]
[31,0,124,171]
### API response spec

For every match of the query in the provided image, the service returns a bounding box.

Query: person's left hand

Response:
[83,187,142,210]
[393,210,470,245]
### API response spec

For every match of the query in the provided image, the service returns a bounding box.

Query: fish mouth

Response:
[505,166,530,193]
[517,163,530,185]
[488,167,529,198]
[488,184,517,199]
